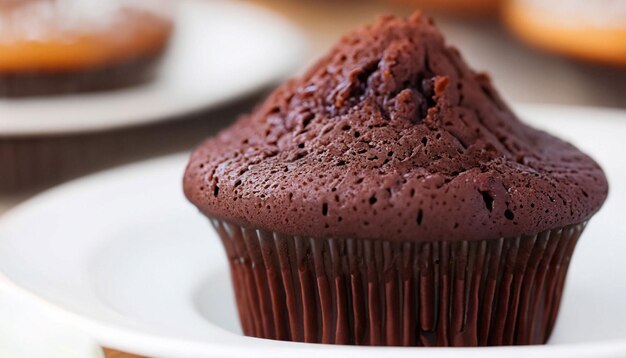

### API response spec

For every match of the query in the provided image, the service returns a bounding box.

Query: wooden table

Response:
[103,349,145,358]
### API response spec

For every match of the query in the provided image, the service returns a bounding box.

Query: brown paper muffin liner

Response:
[211,218,586,346]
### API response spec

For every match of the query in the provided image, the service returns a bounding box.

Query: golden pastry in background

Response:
[0,0,174,96]
[385,0,502,15]
[504,0,626,66]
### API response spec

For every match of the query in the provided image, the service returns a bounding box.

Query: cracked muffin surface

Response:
[184,13,607,242]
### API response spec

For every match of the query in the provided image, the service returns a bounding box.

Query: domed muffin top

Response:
[184,13,608,242]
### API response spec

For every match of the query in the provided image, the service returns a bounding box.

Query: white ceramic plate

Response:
[0,283,102,358]
[0,105,624,358]
[0,0,306,137]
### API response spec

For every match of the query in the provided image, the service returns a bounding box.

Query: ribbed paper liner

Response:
[211,219,586,346]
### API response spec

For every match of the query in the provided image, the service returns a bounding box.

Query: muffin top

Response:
[184,13,607,242]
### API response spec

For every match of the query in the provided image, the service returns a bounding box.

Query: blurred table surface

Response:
[0,0,624,357]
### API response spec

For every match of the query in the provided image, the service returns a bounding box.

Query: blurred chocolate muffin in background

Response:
[0,0,174,97]
[384,0,502,15]
[504,0,626,67]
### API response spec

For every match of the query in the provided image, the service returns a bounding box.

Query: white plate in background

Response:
[0,105,624,358]
[0,0,306,136]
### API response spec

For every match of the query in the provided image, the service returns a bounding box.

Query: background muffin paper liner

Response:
[0,55,162,97]
[212,218,586,346]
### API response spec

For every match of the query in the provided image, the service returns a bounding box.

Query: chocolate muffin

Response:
[184,13,608,346]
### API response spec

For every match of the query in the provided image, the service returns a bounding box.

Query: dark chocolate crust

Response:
[0,52,164,97]
[184,13,608,242]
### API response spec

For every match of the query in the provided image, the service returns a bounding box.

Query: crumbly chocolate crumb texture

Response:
[184,13,607,242]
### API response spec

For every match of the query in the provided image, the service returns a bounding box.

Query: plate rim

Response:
[1,271,625,358]
[0,279,104,358]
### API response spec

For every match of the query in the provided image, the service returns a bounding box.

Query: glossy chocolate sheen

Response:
[184,13,608,242]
